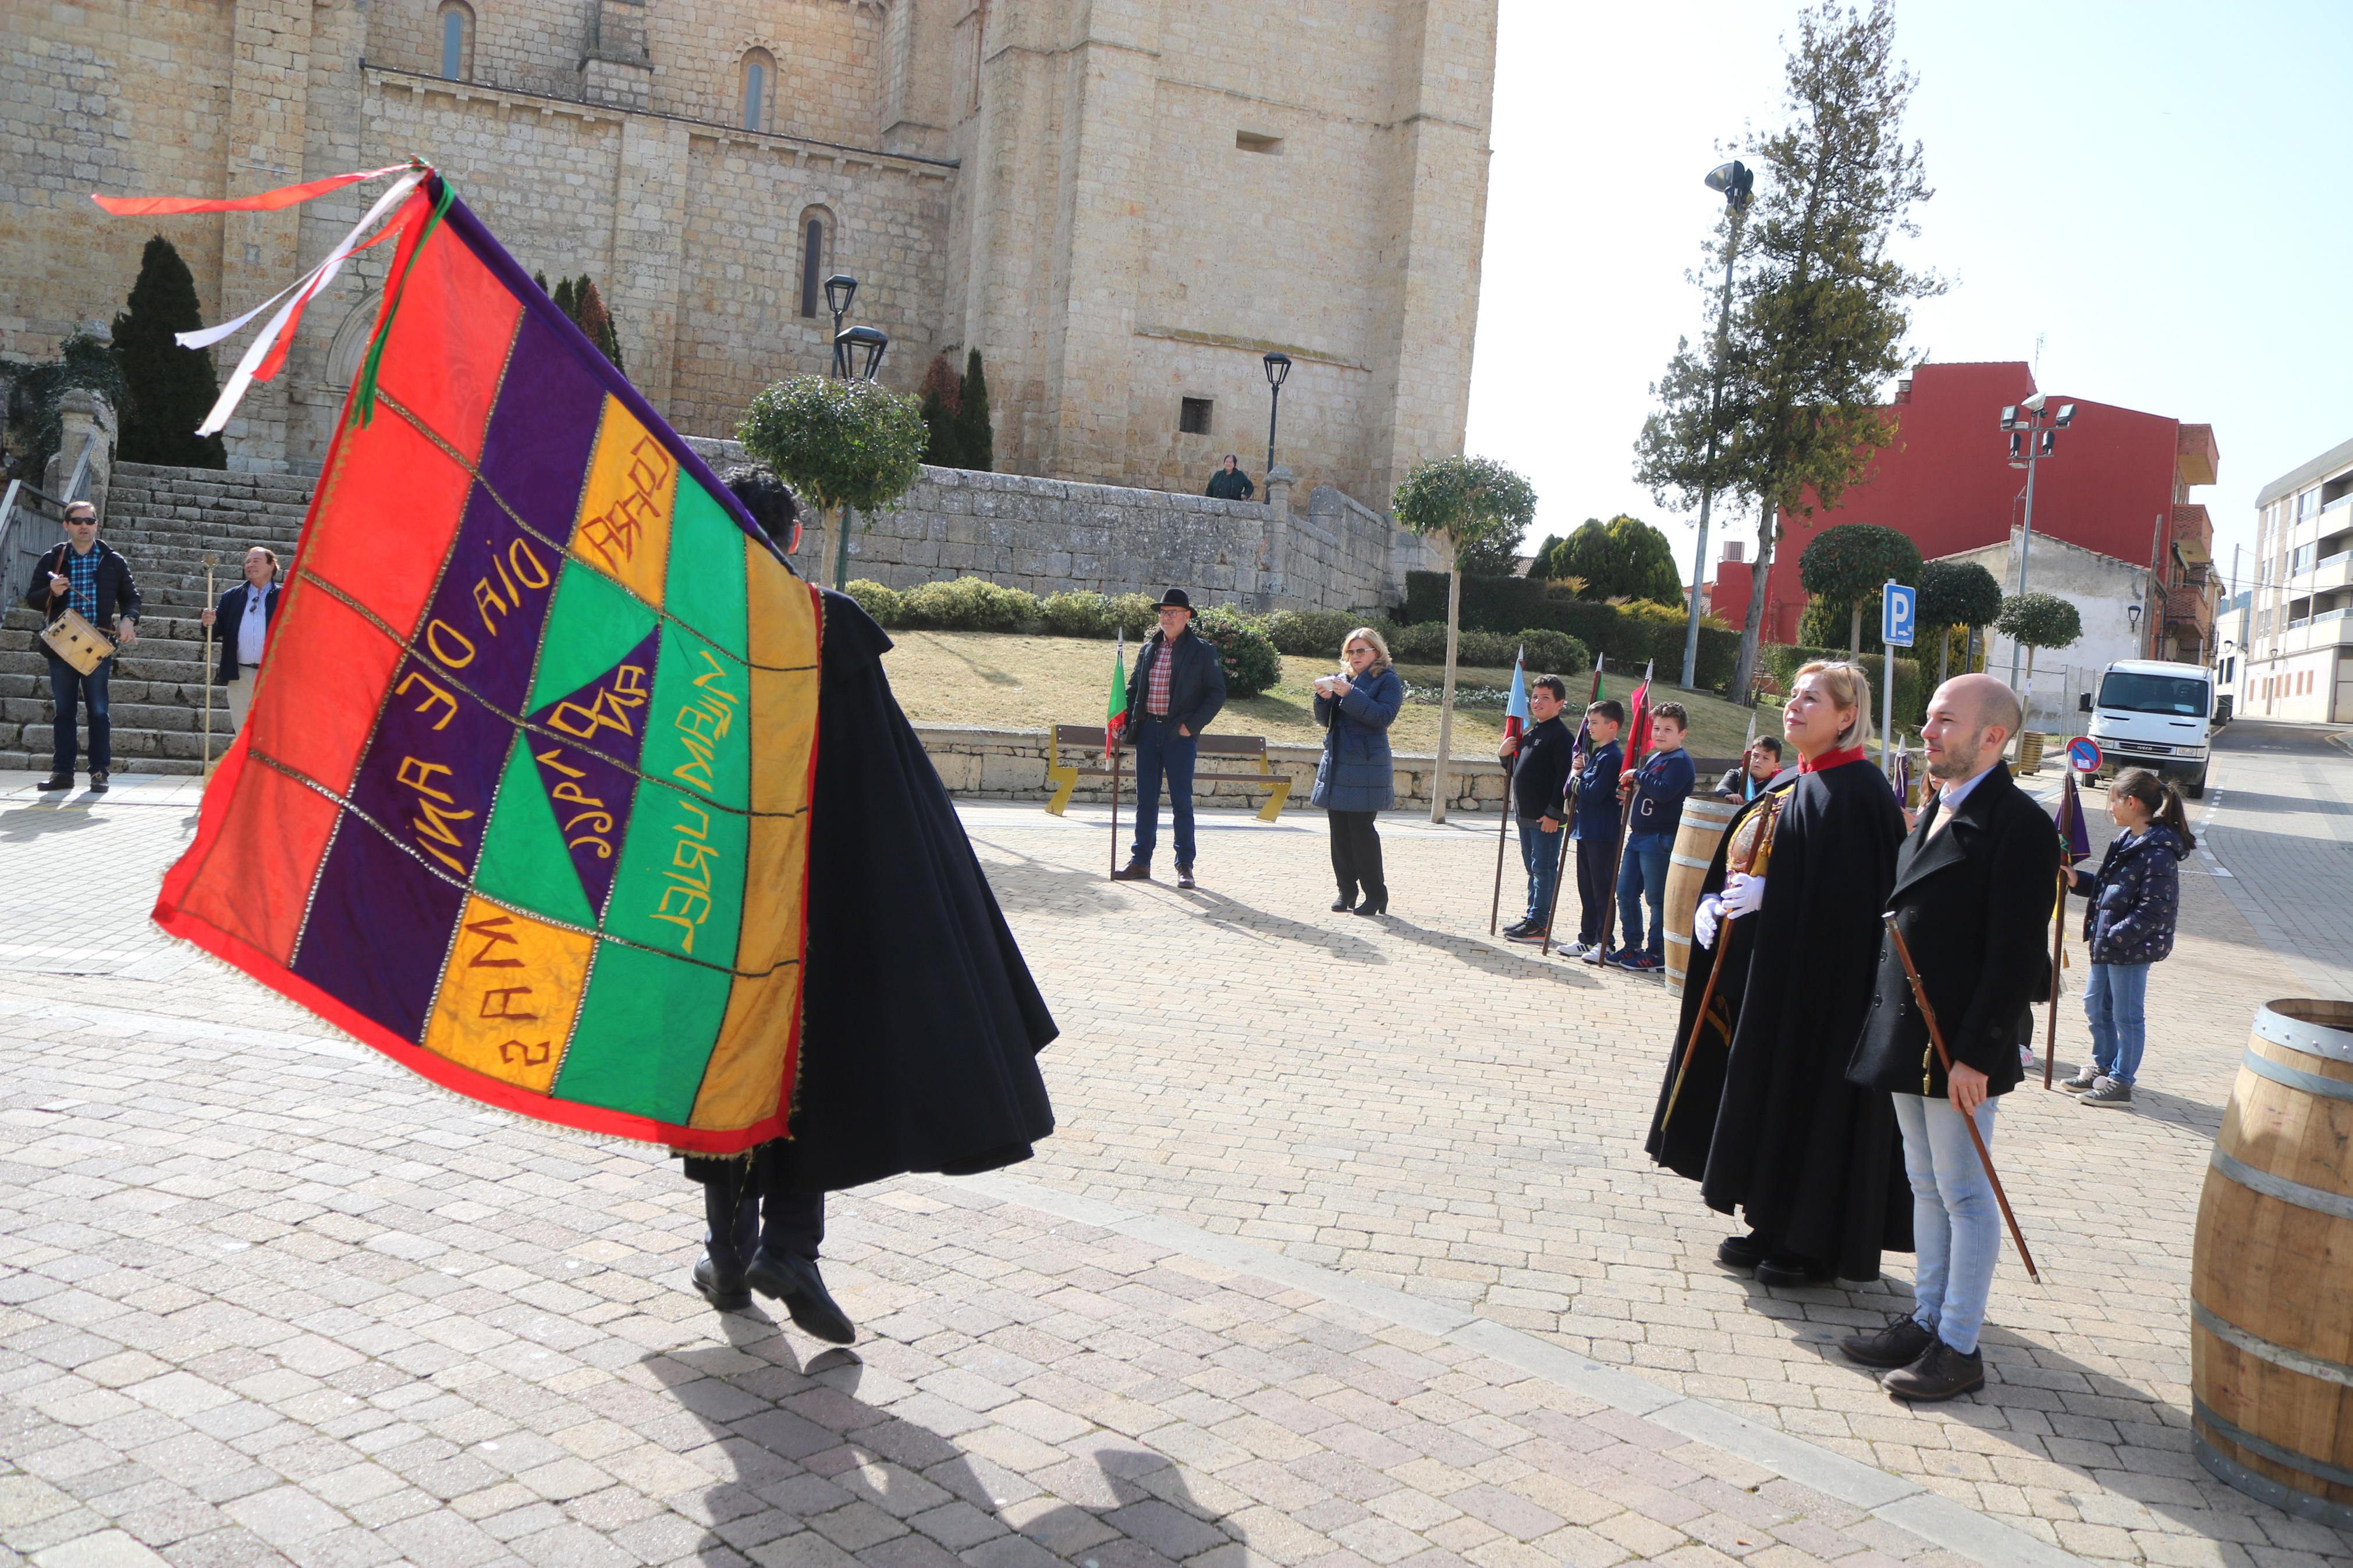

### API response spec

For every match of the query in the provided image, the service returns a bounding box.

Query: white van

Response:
[2076,659,2216,796]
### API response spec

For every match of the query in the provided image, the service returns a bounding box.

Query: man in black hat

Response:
[1113,589,1226,888]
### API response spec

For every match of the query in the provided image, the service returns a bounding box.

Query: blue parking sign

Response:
[1882,581,1917,648]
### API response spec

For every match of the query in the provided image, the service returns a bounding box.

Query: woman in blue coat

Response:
[1312,627,1404,915]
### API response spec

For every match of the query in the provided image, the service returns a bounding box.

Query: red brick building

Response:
[1708,362,2221,662]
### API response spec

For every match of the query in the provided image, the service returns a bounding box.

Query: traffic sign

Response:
[2067,737,2103,773]
[1882,581,1917,648]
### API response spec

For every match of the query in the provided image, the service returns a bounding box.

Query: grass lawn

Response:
[879,630,1767,760]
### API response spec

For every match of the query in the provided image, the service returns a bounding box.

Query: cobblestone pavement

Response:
[0,729,2347,1568]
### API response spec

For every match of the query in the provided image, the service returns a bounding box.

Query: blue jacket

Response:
[1624,747,1695,845]
[2070,824,2185,965]
[1569,738,1623,840]
[1311,665,1402,812]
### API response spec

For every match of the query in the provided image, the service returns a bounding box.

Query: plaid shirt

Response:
[66,544,100,621]
[1145,637,1175,716]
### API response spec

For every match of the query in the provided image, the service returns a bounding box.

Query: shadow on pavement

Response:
[1374,912,1608,989]
[0,805,104,841]
[1174,886,1387,961]
[644,1319,1245,1566]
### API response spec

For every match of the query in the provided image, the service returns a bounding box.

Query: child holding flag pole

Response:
[1587,662,1656,965]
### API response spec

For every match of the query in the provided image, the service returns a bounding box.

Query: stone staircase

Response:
[0,463,315,776]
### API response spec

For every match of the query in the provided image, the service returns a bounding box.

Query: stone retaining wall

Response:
[911,723,1512,813]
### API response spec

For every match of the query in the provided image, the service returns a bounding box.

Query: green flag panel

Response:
[663,476,750,663]
[527,560,658,716]
[473,735,597,929]
[555,942,730,1122]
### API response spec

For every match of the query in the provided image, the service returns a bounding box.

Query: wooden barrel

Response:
[1661,797,1740,996]
[2192,999,2353,1528]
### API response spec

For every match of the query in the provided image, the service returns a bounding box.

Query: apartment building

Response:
[2247,436,2353,722]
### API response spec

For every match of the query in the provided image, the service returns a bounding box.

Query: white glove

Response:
[1719,870,1766,920]
[1693,895,1722,950]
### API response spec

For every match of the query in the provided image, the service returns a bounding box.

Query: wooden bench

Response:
[1043,724,1293,822]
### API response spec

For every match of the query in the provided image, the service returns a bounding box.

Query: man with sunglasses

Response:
[26,501,141,792]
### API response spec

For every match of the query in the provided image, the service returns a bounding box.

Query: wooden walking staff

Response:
[1881,914,2042,1283]
[201,552,218,776]
[1658,792,1782,1132]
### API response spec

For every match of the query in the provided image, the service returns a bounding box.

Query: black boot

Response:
[746,1249,856,1344]
[1333,887,1359,912]
[1753,1254,1834,1288]
[1883,1338,1985,1401]
[1839,1315,1935,1369]
[692,1171,758,1310]
[1716,1232,1771,1270]
[1353,886,1387,916]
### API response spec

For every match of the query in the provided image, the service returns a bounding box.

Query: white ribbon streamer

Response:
[193,168,428,437]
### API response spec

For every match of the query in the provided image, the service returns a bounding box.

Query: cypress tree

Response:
[112,236,226,468]
[570,276,626,375]
[917,353,963,466]
[955,348,992,472]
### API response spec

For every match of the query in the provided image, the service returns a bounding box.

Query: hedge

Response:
[1403,571,1735,687]
[1758,643,1924,733]
[1192,607,1282,698]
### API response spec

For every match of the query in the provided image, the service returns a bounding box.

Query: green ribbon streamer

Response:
[350,175,455,429]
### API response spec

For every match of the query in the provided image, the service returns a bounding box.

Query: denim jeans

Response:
[45,652,111,776]
[1614,835,1671,957]
[1517,816,1563,924]
[1891,1093,2001,1355]
[2084,962,2150,1085]
[1129,717,1198,868]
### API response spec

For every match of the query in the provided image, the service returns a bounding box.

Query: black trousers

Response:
[1326,809,1385,901]
[1575,833,1619,945]
[695,1155,826,1267]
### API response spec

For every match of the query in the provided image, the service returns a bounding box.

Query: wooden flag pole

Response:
[2044,770,2075,1089]
[201,552,218,777]
[1659,794,1781,1132]
[1109,739,1122,879]
[1489,749,1518,934]
[1883,915,2041,1282]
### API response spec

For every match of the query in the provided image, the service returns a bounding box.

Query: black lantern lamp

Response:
[824,275,858,375]
[835,325,889,382]
[1261,351,1293,476]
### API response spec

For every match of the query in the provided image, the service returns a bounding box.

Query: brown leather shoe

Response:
[1176,866,1196,889]
[1110,860,1152,881]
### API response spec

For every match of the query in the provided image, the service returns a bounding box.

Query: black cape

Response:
[689,589,1057,1192]
[1643,756,1911,1280]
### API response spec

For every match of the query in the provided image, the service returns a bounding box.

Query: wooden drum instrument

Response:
[2191,999,2353,1527]
[1661,796,1740,997]
[38,609,113,676]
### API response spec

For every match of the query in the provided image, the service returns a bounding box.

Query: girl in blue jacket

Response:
[2061,768,2193,1110]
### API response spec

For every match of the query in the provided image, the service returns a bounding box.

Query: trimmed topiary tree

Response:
[1994,591,2082,685]
[113,236,226,468]
[1798,522,1923,652]
[1915,559,2004,686]
[1553,514,1683,605]
[737,373,929,591]
[1394,454,1539,822]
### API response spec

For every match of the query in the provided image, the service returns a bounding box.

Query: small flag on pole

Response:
[2053,766,2091,864]
[1624,660,1657,763]
[1503,647,1529,744]
[1104,630,1129,760]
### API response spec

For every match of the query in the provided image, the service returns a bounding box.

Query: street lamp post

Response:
[824,274,858,377]
[1262,351,1291,478]
[834,325,890,383]
[1999,394,2075,686]
[1679,159,1754,692]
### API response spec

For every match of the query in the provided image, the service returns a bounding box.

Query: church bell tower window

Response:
[438,2,473,81]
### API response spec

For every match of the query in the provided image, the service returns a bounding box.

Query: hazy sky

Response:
[1464,0,2353,600]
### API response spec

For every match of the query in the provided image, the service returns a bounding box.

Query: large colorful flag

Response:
[139,170,820,1153]
[1104,630,1128,760]
[1503,647,1529,745]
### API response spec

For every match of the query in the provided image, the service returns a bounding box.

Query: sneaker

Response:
[1839,1315,1935,1369]
[1506,926,1549,944]
[1582,945,1610,966]
[1501,918,1535,938]
[1557,940,1589,958]
[87,770,108,793]
[1611,952,1663,973]
[2059,1067,2100,1093]
[2080,1076,2134,1108]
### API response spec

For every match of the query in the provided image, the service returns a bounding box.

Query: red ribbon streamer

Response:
[90,162,416,217]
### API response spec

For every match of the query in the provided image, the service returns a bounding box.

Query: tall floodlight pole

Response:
[1999,394,2075,686]
[1679,160,1754,691]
